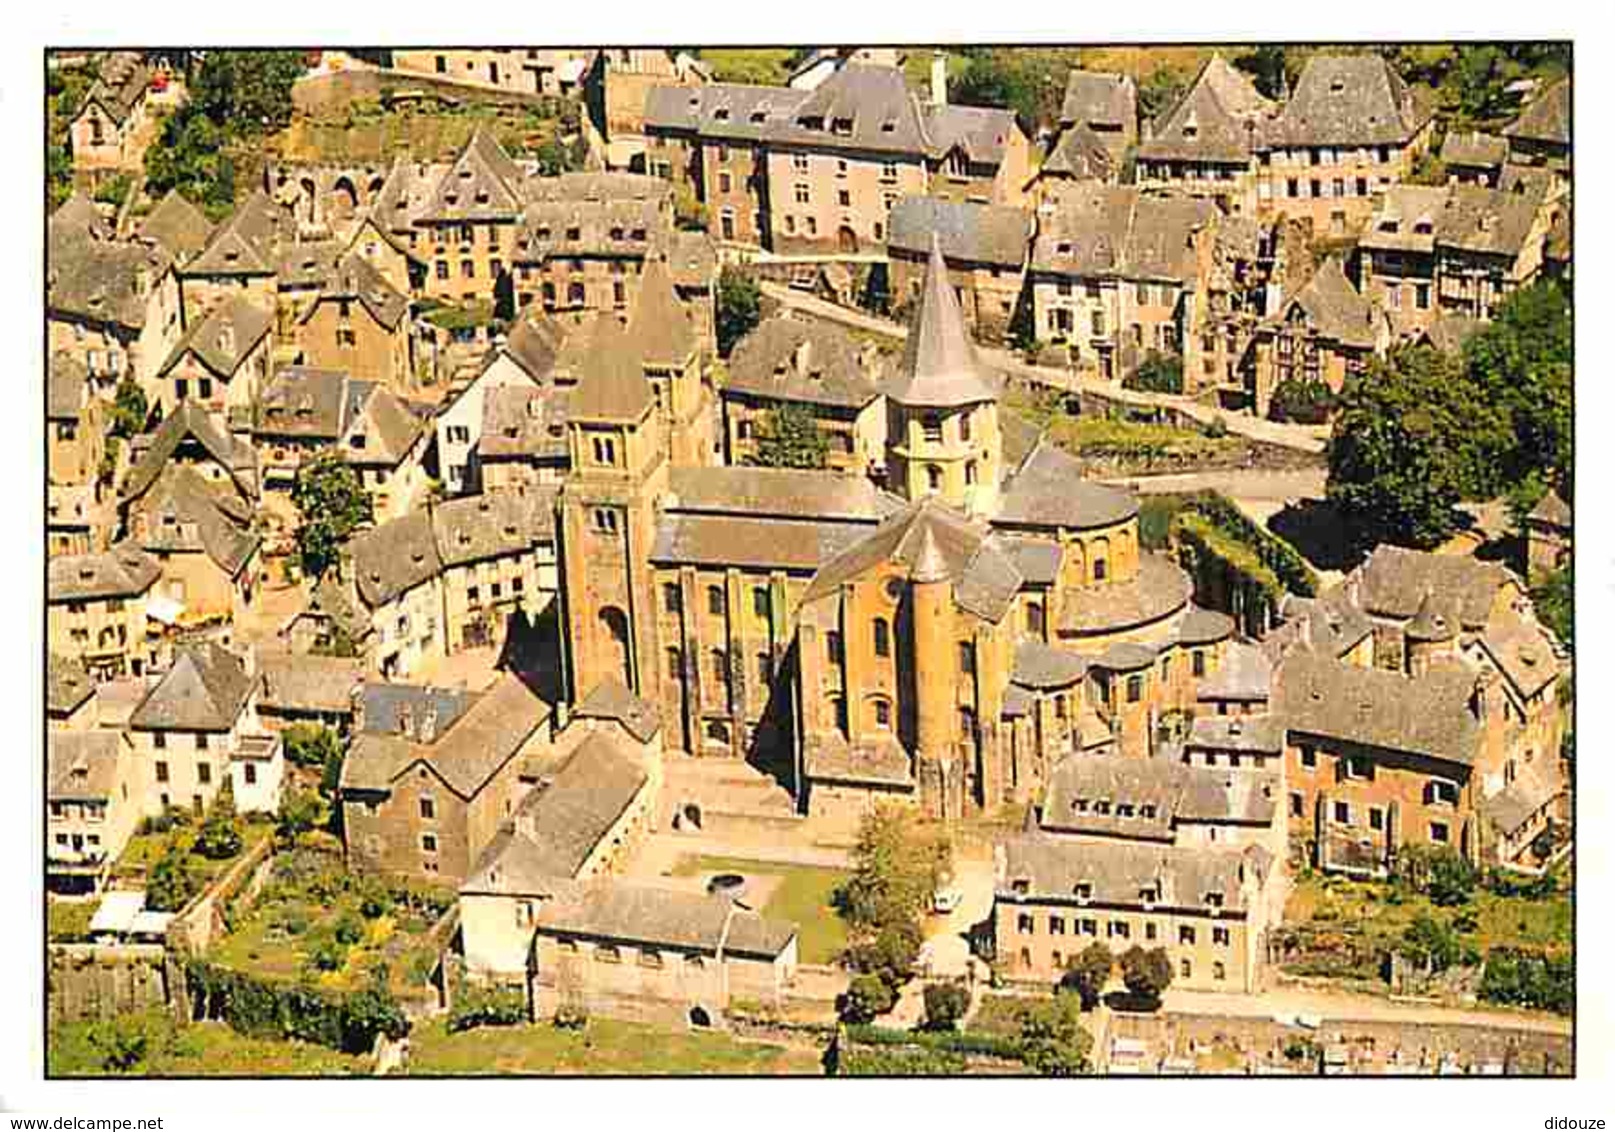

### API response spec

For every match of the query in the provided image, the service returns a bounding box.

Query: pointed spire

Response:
[910,520,950,584]
[571,314,654,422]
[887,233,999,408]
[628,253,696,367]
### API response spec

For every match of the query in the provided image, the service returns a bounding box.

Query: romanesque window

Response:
[958,641,976,675]
[707,586,726,616]
[873,698,892,729]
[873,618,890,658]
[663,583,682,614]
[826,630,843,665]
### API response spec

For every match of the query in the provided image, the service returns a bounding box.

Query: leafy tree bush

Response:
[844,920,923,988]
[1059,943,1114,1010]
[1400,912,1462,974]
[1427,850,1478,907]
[1137,66,1189,121]
[1532,564,1572,650]
[840,973,897,1024]
[449,982,529,1032]
[146,847,199,912]
[921,982,971,1032]
[1480,948,1573,1014]
[947,48,1084,134]
[276,786,326,846]
[1124,351,1183,395]
[93,173,133,209]
[193,813,243,861]
[1016,994,1091,1075]
[305,931,347,973]
[1269,378,1338,425]
[716,268,762,357]
[1119,945,1173,1008]
[751,402,830,470]
[332,913,366,947]
[109,375,149,438]
[291,453,373,580]
[87,1014,152,1072]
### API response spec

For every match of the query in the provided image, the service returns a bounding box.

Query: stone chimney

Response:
[397,701,414,737]
[792,337,813,374]
[419,700,440,744]
[218,321,236,359]
[930,50,948,107]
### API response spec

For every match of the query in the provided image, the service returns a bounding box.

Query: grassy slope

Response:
[670,854,850,965]
[407,1018,821,1075]
[48,1013,367,1077]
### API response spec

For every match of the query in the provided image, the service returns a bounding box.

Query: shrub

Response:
[1399,912,1462,974]
[553,1003,588,1030]
[1119,945,1173,1007]
[146,847,199,912]
[1124,350,1183,395]
[1480,948,1573,1014]
[193,812,243,861]
[921,982,971,1032]
[1204,415,1229,439]
[449,982,528,1032]
[840,973,897,1024]
[305,933,347,973]
[186,960,407,1054]
[87,1014,152,1072]
[1016,994,1091,1075]
[1059,943,1114,1011]
[332,913,366,947]
[1269,378,1339,424]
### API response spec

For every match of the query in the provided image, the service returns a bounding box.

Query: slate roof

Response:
[1031,186,1216,283]
[804,497,1021,623]
[1059,70,1136,129]
[514,197,667,263]
[887,196,1032,269]
[274,240,344,291]
[159,295,274,379]
[667,466,902,523]
[1436,183,1547,259]
[1041,124,1115,181]
[49,731,125,803]
[431,490,550,568]
[1419,314,1488,355]
[722,316,885,409]
[501,731,649,878]
[1195,641,1274,702]
[1473,608,1564,700]
[1440,130,1508,169]
[255,367,364,441]
[48,353,89,421]
[1275,649,1481,766]
[1262,53,1429,147]
[341,672,550,798]
[1041,752,1278,840]
[925,103,1020,166]
[1012,640,1090,690]
[302,253,409,330]
[886,236,1002,408]
[351,509,442,607]
[531,880,797,959]
[1354,545,1515,629]
[996,440,1139,531]
[1528,487,1570,528]
[803,733,914,788]
[1057,554,1192,637]
[341,384,428,467]
[48,653,95,717]
[999,833,1260,913]
[131,466,261,578]
[123,402,257,504]
[130,643,258,733]
[1267,590,1375,663]
[1278,256,1382,350]
[525,171,674,204]
[1177,607,1236,646]
[258,650,365,715]
[574,679,662,742]
[358,682,480,738]
[48,222,171,331]
[478,385,570,462]
[1141,53,1274,164]
[503,314,567,382]
[138,191,215,263]
[650,514,876,574]
[569,313,654,422]
[420,129,526,222]
[304,572,372,644]
[1184,714,1285,755]
[1504,78,1570,147]
[1479,764,1558,838]
[183,191,286,278]
[48,544,161,603]
[994,534,1062,586]
[624,255,698,368]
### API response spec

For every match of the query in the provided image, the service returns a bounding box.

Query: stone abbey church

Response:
[556,239,1241,823]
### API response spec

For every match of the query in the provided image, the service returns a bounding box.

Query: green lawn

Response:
[114,820,271,888]
[697,49,797,86]
[49,1011,367,1077]
[407,1018,822,1076]
[670,854,850,965]
[47,898,100,943]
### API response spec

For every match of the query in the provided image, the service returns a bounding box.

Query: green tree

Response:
[845,919,924,988]
[921,982,971,1031]
[291,452,372,580]
[1232,45,1294,99]
[1326,347,1485,550]
[1400,912,1462,974]
[1059,942,1114,1010]
[1137,66,1189,122]
[1533,564,1572,650]
[949,49,1085,135]
[1017,994,1091,1075]
[87,1015,153,1073]
[276,786,327,846]
[189,50,306,134]
[840,973,896,1024]
[1269,377,1338,425]
[841,805,951,936]
[146,846,199,912]
[751,402,830,470]
[1463,279,1573,496]
[1125,351,1183,395]
[1118,945,1173,1008]
[1427,849,1478,907]
[715,268,762,357]
[108,375,149,438]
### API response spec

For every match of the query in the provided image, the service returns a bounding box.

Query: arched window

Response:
[926,465,942,492]
[707,585,726,616]
[965,461,977,486]
[873,617,890,658]
[599,606,631,686]
[709,648,728,685]
[567,281,585,305]
[665,646,683,680]
[872,697,892,729]
[829,695,848,736]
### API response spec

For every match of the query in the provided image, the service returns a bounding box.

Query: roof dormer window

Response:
[566,227,580,240]
[1073,883,1093,902]
[750,110,766,123]
[713,107,730,121]
[832,117,853,136]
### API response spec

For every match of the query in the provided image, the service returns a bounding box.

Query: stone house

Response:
[1353,184,1448,340]
[887,197,1033,344]
[49,653,99,731]
[47,544,161,679]
[643,64,1031,255]
[48,730,142,895]
[339,383,433,523]
[527,883,799,1026]
[587,48,708,171]
[1028,185,1219,384]
[48,195,184,394]
[1252,54,1436,236]
[1137,53,1277,218]
[252,366,368,490]
[339,673,555,884]
[717,315,887,474]
[174,192,287,326]
[342,210,424,299]
[49,484,111,558]
[120,403,260,524]
[413,131,527,307]
[48,353,107,489]
[1439,130,1510,187]
[1430,181,1557,322]
[434,316,562,496]
[994,834,1281,993]
[1503,78,1570,185]
[348,510,449,679]
[294,254,413,387]
[155,294,275,417]
[68,52,153,175]
[1246,257,1390,417]
[137,190,217,269]
[124,466,262,629]
[391,49,526,90]
[477,384,572,493]
[126,643,285,818]
[255,649,365,734]
[1057,69,1138,169]
[460,717,664,977]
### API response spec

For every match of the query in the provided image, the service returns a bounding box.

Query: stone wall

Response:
[47,944,177,1026]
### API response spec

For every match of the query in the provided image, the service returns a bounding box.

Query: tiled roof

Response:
[803,732,914,788]
[1141,53,1274,164]
[531,879,797,959]
[1262,53,1428,147]
[574,679,662,742]
[138,191,215,264]
[500,731,649,878]
[48,653,95,716]
[49,731,126,802]
[183,191,286,278]
[1012,640,1090,690]
[47,352,89,421]
[122,402,257,504]
[1354,545,1515,629]
[351,509,441,607]
[478,385,570,462]
[650,513,875,573]
[130,466,261,578]
[340,384,428,467]
[1057,554,1192,637]
[255,367,362,441]
[722,315,884,409]
[48,543,161,602]
[668,465,902,523]
[1440,130,1508,169]
[1528,487,1570,528]
[1279,256,1382,350]
[887,196,1032,268]
[1041,123,1115,180]
[999,833,1262,913]
[1195,640,1274,702]
[129,643,258,733]
[886,236,1002,408]
[1504,78,1570,147]
[258,649,365,715]
[1031,185,1216,283]
[304,253,409,331]
[996,440,1139,531]
[1436,182,1548,259]
[1184,714,1285,755]
[431,490,551,568]
[159,294,274,379]
[48,219,171,331]
[1059,70,1136,129]
[420,129,525,222]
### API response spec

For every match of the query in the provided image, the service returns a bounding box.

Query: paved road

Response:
[759,283,1329,455]
[1161,985,1572,1036]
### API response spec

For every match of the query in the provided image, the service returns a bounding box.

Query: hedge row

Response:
[1177,491,1319,597]
[841,1023,1024,1061]
[184,959,407,1054]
